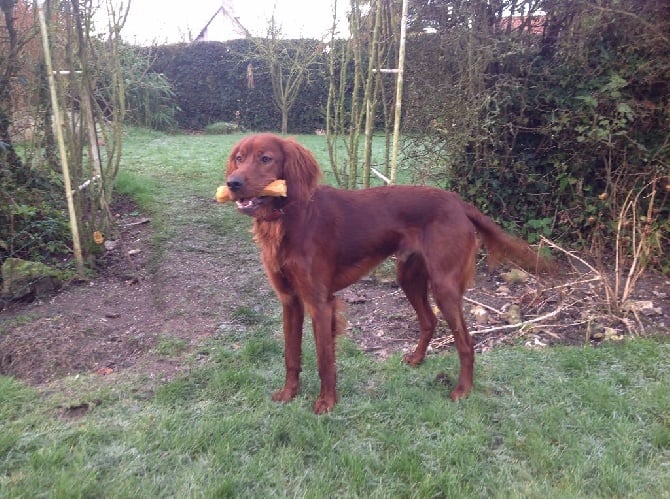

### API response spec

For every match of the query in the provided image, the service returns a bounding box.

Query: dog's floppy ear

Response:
[226,144,240,177]
[280,138,323,202]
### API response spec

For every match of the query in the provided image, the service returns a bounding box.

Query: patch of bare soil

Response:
[0,197,668,386]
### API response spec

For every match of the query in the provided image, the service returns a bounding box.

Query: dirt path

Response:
[1,196,668,386]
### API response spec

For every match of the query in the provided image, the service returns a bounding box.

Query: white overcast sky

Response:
[111,0,348,44]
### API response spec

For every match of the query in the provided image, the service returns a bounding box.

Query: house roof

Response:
[194,4,251,42]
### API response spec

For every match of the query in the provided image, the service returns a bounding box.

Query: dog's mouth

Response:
[235,196,271,216]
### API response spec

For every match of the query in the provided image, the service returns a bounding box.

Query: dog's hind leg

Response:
[432,283,474,400]
[426,237,476,400]
[397,254,438,366]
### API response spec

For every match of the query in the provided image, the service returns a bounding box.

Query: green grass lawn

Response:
[1,129,669,497]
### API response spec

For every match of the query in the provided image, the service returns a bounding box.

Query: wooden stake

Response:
[389,0,408,185]
[37,1,85,277]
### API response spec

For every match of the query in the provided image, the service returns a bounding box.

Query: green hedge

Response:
[148,40,328,133]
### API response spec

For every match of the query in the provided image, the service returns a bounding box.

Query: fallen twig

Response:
[463,296,503,315]
[540,275,603,293]
[121,218,151,227]
[429,301,574,350]
[468,303,569,335]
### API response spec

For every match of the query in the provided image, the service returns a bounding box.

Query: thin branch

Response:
[463,296,503,315]
[589,4,669,44]
[467,302,570,335]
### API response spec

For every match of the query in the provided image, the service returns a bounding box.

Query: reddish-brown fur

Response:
[225,133,552,414]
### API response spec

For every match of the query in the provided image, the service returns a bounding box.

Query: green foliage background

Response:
[400,0,669,266]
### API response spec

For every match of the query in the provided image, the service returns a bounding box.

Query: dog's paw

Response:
[272,387,298,402]
[449,383,472,401]
[313,397,336,414]
[402,351,424,366]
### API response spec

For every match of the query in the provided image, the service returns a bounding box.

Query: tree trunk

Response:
[0,0,26,181]
[281,106,288,134]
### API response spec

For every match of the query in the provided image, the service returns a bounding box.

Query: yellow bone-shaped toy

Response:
[215,179,287,203]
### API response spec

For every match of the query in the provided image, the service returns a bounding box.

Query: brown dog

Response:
[224,133,551,414]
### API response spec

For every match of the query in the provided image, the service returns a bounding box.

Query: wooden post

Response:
[37,0,85,277]
[389,0,408,185]
[363,0,382,188]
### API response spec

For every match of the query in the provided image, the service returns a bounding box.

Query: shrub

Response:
[204,121,243,135]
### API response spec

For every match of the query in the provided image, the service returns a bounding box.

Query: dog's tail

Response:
[463,201,554,274]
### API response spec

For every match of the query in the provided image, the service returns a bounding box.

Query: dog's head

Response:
[226,133,322,218]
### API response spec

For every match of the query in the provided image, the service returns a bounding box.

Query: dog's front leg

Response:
[309,301,338,414]
[272,295,304,403]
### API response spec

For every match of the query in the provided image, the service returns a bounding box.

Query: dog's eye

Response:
[235,154,243,163]
[261,155,272,164]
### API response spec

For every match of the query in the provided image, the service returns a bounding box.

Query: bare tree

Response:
[326,0,399,188]
[254,17,322,134]
[2,0,129,269]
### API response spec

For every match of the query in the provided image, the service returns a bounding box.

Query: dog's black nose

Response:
[226,177,244,192]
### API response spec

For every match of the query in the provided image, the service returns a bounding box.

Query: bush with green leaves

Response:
[401,0,669,269]
[121,47,179,131]
[0,164,71,269]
